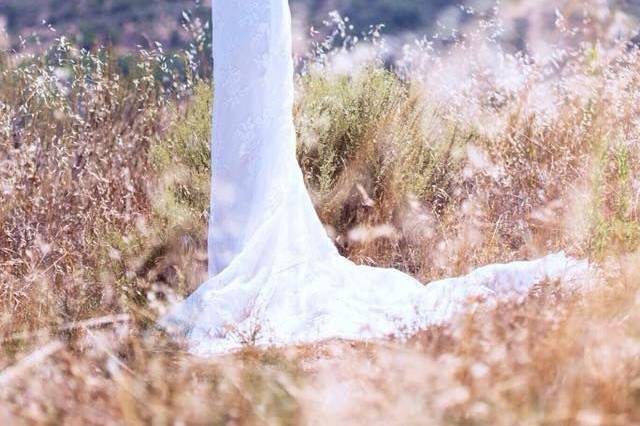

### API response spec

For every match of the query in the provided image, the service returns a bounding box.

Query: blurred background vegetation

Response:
[2,0,639,61]
[0,0,492,51]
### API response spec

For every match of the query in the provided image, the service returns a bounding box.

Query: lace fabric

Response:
[160,0,589,355]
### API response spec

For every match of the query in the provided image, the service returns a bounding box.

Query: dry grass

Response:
[1,11,640,425]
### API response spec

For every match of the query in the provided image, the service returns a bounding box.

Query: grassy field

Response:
[1,16,640,425]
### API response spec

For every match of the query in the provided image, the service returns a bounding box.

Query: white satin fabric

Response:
[160,0,588,355]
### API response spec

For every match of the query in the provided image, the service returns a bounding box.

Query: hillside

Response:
[0,0,458,51]
[3,1,639,57]
[0,0,206,50]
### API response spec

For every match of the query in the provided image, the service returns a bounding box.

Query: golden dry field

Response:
[1,5,640,425]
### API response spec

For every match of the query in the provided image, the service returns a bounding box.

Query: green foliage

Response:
[151,81,212,230]
[296,67,405,193]
[588,139,640,255]
[295,66,467,246]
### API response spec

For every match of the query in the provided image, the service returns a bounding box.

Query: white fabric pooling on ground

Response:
[160,0,591,355]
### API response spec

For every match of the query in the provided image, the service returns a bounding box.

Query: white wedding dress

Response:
[160,0,588,355]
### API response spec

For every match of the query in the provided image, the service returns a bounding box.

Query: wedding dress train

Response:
[160,0,588,355]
